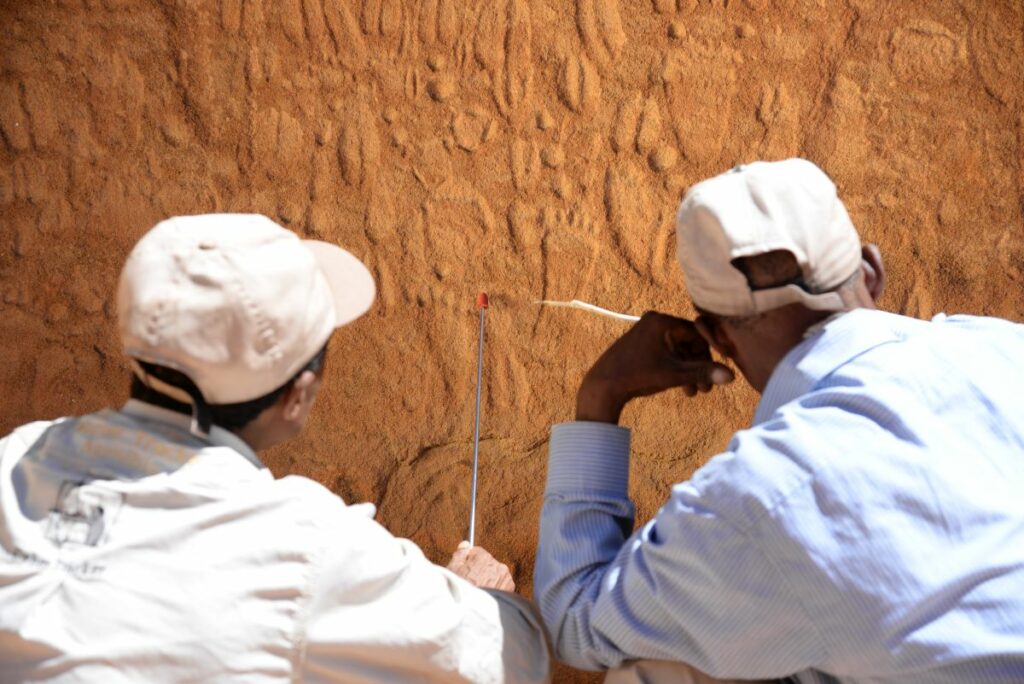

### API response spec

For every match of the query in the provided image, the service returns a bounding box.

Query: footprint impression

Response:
[606,94,678,281]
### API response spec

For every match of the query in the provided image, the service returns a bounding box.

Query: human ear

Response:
[695,314,736,361]
[861,243,886,302]
[282,370,318,422]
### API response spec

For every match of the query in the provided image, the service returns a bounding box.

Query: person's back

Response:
[690,308,1024,682]
[1,402,546,682]
[1,214,550,683]
[533,160,1024,683]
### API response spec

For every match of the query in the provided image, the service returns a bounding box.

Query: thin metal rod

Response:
[468,306,485,546]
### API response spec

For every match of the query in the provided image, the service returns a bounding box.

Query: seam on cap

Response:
[224,248,283,363]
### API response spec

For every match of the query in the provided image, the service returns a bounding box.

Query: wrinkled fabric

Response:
[0,401,550,683]
[605,660,778,684]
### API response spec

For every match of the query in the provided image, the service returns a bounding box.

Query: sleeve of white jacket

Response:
[301,510,551,684]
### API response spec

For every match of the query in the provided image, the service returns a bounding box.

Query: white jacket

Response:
[0,401,550,683]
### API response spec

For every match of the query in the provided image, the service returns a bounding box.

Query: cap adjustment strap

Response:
[130,359,214,438]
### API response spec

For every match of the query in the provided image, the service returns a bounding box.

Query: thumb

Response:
[679,361,734,387]
[457,541,471,550]
[709,363,735,385]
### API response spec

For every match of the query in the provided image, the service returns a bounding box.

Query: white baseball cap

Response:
[675,158,862,316]
[118,213,376,410]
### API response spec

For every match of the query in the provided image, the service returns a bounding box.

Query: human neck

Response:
[749,291,877,392]
[742,310,825,392]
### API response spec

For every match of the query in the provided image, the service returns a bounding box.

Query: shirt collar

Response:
[121,399,265,470]
[752,309,904,425]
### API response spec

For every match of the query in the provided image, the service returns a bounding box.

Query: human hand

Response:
[575,311,734,424]
[446,541,516,592]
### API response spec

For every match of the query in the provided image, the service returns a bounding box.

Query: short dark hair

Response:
[129,342,329,433]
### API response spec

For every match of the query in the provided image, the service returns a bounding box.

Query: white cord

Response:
[534,299,641,322]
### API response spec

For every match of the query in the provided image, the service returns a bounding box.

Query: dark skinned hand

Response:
[575,311,735,424]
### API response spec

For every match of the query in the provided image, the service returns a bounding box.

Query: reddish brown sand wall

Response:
[2,1,1023,681]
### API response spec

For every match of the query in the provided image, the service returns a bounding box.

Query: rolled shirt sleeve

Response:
[534,421,821,678]
[302,511,550,683]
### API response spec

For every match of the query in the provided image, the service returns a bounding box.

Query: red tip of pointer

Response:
[476,292,489,310]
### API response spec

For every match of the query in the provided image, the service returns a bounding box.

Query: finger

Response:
[457,541,471,550]
[665,328,709,365]
[682,385,697,397]
[499,565,515,591]
[664,321,699,348]
[688,336,711,358]
[639,310,668,322]
[697,381,711,393]
[674,361,734,387]
[467,545,491,560]
[446,554,466,572]
[710,364,735,385]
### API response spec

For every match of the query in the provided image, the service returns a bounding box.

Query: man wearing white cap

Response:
[0,214,550,682]
[534,159,1024,683]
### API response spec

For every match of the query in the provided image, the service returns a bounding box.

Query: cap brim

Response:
[303,240,376,328]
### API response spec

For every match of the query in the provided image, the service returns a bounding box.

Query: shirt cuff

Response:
[546,421,631,496]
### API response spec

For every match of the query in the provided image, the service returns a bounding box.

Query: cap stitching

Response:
[220,248,283,364]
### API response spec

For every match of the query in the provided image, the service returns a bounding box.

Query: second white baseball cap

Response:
[117,213,376,407]
[675,158,862,317]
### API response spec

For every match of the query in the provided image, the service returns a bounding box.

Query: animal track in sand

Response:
[250,107,307,181]
[756,83,801,159]
[510,138,541,192]
[337,99,381,188]
[360,0,404,45]
[604,90,679,279]
[576,0,626,69]
[451,109,498,152]
[652,0,697,13]
[417,0,460,47]
[804,75,869,181]
[890,21,965,84]
[662,41,738,167]
[968,4,1024,107]
[474,0,533,116]
[423,178,499,268]
[378,440,542,568]
[557,51,600,113]
[603,162,668,277]
[539,210,601,305]
[611,94,677,173]
[271,0,368,67]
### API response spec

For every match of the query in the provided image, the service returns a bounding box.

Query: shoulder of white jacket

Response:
[266,474,381,523]
[2,416,74,450]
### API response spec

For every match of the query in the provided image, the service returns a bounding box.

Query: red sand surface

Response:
[2,1,1022,681]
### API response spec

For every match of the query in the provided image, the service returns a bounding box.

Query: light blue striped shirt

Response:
[535,309,1024,682]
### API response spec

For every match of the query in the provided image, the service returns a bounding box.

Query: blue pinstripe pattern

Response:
[535,310,1024,682]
